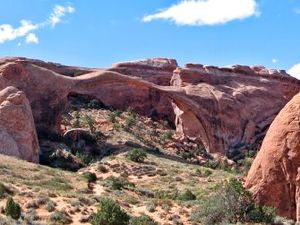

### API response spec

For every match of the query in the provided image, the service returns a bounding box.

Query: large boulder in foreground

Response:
[0,86,39,162]
[245,92,300,222]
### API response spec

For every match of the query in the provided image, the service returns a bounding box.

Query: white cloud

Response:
[26,33,39,44]
[0,20,37,43]
[0,4,75,44]
[143,0,259,26]
[272,59,278,64]
[288,63,300,80]
[49,5,75,27]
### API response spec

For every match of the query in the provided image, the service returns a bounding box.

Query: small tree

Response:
[126,148,147,163]
[91,198,130,225]
[5,197,21,220]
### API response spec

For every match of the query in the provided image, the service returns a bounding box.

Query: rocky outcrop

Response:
[0,60,76,133]
[0,57,299,157]
[245,92,300,222]
[170,64,300,155]
[0,86,39,162]
[110,58,178,85]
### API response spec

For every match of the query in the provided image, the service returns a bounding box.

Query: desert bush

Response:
[87,99,102,109]
[5,197,21,220]
[124,117,136,130]
[246,205,276,224]
[83,172,97,183]
[49,210,72,224]
[91,198,130,225]
[145,202,156,213]
[72,111,81,128]
[126,148,147,163]
[190,178,276,225]
[154,189,178,200]
[46,201,56,212]
[105,176,134,190]
[98,164,109,173]
[76,152,93,165]
[178,189,197,201]
[129,215,158,225]
[0,183,13,198]
[83,114,96,134]
[161,130,174,142]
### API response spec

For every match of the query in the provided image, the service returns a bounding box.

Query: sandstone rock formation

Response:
[170,64,300,154]
[0,57,299,157]
[245,92,300,222]
[0,86,39,162]
[110,58,178,85]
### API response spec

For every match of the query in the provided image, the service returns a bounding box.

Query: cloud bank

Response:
[288,63,300,80]
[0,4,75,45]
[143,0,259,26]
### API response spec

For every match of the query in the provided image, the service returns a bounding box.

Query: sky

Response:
[1,0,300,78]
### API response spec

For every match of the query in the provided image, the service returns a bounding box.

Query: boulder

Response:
[245,92,300,222]
[0,86,39,162]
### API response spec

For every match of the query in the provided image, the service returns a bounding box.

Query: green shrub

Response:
[49,210,72,224]
[87,99,102,109]
[161,130,174,142]
[91,198,130,225]
[124,115,136,131]
[72,111,81,128]
[246,205,276,224]
[98,165,109,173]
[76,152,93,165]
[5,197,21,220]
[84,114,96,134]
[191,178,253,225]
[83,172,97,183]
[178,190,197,201]
[154,190,178,200]
[0,183,13,198]
[129,215,158,225]
[203,169,212,177]
[126,148,147,163]
[105,176,134,190]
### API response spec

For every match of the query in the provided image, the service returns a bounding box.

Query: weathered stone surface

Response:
[0,86,39,162]
[1,57,299,157]
[170,65,300,154]
[245,92,300,222]
[110,58,178,85]
[0,60,76,133]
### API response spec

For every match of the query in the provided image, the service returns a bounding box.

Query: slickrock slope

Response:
[0,57,299,157]
[245,92,300,222]
[0,86,39,162]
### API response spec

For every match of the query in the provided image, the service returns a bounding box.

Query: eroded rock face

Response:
[110,58,178,85]
[245,92,300,222]
[0,57,299,157]
[169,64,300,155]
[0,86,39,162]
[0,60,76,133]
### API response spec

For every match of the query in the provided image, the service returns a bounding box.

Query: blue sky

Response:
[1,0,300,77]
